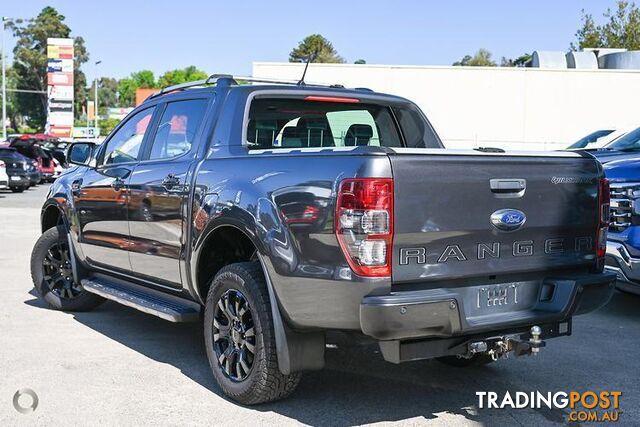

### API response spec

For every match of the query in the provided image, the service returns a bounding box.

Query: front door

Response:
[127,98,209,287]
[75,106,156,272]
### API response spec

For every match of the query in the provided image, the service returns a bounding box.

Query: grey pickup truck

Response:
[31,75,615,404]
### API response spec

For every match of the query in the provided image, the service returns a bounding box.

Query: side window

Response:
[101,107,155,165]
[148,99,208,160]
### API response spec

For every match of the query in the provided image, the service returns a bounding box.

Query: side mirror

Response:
[67,142,95,166]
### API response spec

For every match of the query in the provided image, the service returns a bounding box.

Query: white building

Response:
[253,62,640,150]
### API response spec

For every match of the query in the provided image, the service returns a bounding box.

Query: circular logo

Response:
[13,388,39,414]
[490,208,526,232]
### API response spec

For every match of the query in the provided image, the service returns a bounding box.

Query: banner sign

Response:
[46,38,74,137]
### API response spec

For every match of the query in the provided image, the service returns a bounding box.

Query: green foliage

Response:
[157,65,208,87]
[573,1,640,50]
[452,49,497,66]
[0,58,21,130]
[117,70,157,107]
[131,70,156,88]
[500,53,532,67]
[98,117,120,136]
[117,78,136,108]
[289,34,345,63]
[354,59,367,64]
[9,6,89,129]
[89,77,118,111]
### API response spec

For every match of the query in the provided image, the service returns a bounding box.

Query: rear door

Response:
[75,106,157,272]
[390,150,601,284]
[126,97,209,287]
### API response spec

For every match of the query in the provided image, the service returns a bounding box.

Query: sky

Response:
[1,0,618,80]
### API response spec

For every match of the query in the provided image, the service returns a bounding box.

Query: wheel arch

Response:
[193,221,325,375]
[41,201,68,233]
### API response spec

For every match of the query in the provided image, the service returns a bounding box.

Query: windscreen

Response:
[607,127,640,151]
[568,129,614,149]
[246,97,441,149]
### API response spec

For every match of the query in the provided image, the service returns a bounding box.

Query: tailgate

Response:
[390,149,601,284]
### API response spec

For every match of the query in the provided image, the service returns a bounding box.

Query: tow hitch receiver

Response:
[470,326,547,361]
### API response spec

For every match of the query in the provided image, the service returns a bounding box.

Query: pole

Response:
[94,60,101,137]
[2,17,7,141]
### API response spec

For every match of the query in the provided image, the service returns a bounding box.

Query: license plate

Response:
[476,283,520,309]
[10,176,21,181]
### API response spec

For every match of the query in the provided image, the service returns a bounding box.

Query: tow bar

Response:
[470,326,546,361]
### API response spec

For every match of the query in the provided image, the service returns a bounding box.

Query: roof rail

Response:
[145,73,346,102]
[232,75,344,88]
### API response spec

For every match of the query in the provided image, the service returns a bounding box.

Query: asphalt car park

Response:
[1,185,639,426]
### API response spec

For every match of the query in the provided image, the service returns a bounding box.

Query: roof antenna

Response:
[297,49,318,86]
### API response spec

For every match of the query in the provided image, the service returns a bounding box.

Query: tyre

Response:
[204,262,301,405]
[140,202,153,222]
[10,187,24,193]
[436,353,496,367]
[30,225,104,311]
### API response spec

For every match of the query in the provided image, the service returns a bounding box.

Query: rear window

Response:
[246,97,440,149]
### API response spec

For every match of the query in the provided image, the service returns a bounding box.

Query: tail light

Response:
[336,178,393,277]
[596,178,610,269]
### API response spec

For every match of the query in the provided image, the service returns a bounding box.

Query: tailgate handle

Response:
[490,179,526,198]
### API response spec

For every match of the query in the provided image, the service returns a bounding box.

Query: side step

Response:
[82,275,201,322]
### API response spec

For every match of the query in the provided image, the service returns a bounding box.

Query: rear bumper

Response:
[360,272,615,341]
[605,241,640,295]
[7,175,30,188]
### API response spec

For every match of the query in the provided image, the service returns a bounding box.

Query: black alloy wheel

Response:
[31,225,105,311]
[212,289,256,382]
[41,238,83,299]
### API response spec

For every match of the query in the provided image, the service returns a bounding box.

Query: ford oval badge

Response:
[491,209,526,232]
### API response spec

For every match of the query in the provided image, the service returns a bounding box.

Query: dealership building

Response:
[253,50,640,151]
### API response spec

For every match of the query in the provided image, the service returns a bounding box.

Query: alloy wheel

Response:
[41,239,82,299]
[212,289,256,382]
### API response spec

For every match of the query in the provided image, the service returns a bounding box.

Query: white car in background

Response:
[0,160,9,189]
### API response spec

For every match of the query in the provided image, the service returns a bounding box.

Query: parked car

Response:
[0,160,8,190]
[589,127,640,165]
[0,146,33,192]
[9,136,56,182]
[42,139,70,167]
[567,129,618,149]
[26,159,42,186]
[31,76,615,405]
[599,156,640,295]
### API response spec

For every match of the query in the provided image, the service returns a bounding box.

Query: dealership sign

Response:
[46,38,74,138]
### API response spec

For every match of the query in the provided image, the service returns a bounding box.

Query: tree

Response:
[289,34,345,63]
[9,7,89,129]
[452,48,497,67]
[157,65,208,87]
[452,55,472,66]
[90,77,118,112]
[117,70,157,108]
[573,1,640,50]
[0,59,21,131]
[500,53,532,67]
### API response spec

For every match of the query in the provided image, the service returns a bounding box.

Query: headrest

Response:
[346,124,373,139]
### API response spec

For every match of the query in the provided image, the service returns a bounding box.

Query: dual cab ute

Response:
[31,75,615,404]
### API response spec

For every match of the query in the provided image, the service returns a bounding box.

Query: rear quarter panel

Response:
[190,150,392,329]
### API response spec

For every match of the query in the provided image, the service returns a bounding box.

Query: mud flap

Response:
[258,255,325,374]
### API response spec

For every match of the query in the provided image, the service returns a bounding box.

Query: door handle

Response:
[111,177,125,190]
[162,174,181,190]
[489,179,526,198]
[71,179,82,196]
